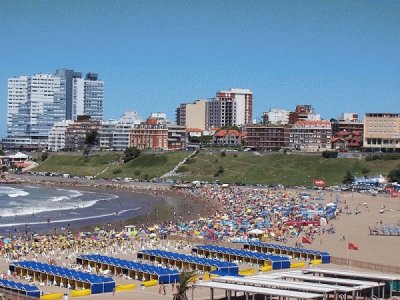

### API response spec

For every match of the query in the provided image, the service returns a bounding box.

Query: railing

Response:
[330,256,400,274]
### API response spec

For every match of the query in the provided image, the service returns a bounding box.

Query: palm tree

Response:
[173,270,197,300]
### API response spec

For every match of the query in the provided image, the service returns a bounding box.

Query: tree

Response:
[388,167,400,183]
[85,130,98,146]
[173,270,197,300]
[41,152,49,162]
[124,147,141,163]
[342,170,354,184]
[0,149,4,155]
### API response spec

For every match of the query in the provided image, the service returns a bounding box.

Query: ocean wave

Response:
[8,190,29,198]
[0,208,141,228]
[50,196,70,202]
[0,186,30,198]
[0,199,99,218]
[0,192,119,218]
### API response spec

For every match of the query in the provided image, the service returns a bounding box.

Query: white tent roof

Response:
[194,281,324,299]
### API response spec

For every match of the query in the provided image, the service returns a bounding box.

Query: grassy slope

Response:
[34,151,191,179]
[176,152,396,187]
[34,151,397,186]
[102,151,191,179]
[34,153,123,176]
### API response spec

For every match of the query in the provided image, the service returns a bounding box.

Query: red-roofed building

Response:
[186,128,203,137]
[130,118,168,150]
[332,130,362,151]
[213,129,243,146]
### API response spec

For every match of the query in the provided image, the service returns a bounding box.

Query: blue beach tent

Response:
[0,279,41,298]
[77,254,180,284]
[138,249,239,275]
[9,261,115,294]
[192,244,291,270]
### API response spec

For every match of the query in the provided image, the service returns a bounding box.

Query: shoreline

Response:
[1,175,217,235]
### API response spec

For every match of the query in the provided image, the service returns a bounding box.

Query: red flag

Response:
[302,236,312,244]
[348,242,359,250]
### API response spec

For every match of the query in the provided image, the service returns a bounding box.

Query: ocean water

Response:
[0,184,153,231]
[0,185,117,218]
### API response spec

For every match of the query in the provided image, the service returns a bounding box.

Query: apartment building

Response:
[3,69,104,149]
[167,125,186,150]
[207,88,253,128]
[363,113,400,152]
[99,111,141,151]
[262,109,290,125]
[64,116,101,151]
[176,99,207,130]
[289,120,331,152]
[47,120,73,151]
[130,118,168,150]
[246,125,290,151]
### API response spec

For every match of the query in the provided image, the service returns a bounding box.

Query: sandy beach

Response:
[0,175,399,299]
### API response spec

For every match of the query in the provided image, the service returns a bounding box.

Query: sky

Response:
[0,0,399,137]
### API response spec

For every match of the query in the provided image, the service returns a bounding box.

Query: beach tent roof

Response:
[0,279,40,297]
[78,254,179,277]
[138,249,238,273]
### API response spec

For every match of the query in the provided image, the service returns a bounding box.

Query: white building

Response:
[5,74,63,149]
[263,109,290,125]
[47,120,73,151]
[289,120,332,152]
[99,111,142,151]
[340,113,360,122]
[207,88,253,128]
[3,70,104,150]
[72,73,104,120]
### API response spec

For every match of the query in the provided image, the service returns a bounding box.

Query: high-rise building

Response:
[3,69,104,149]
[207,88,253,128]
[54,69,82,120]
[363,113,400,152]
[176,99,208,130]
[72,73,104,120]
[5,73,63,149]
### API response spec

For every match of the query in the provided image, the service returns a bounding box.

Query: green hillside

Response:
[34,151,191,179]
[34,153,123,177]
[33,151,397,186]
[174,152,396,187]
